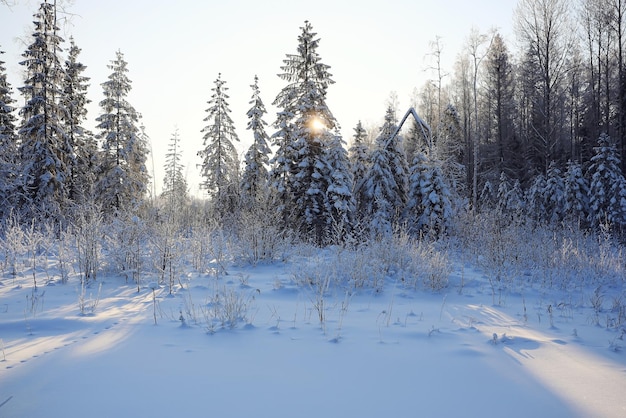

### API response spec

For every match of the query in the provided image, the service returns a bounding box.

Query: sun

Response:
[309,116,326,132]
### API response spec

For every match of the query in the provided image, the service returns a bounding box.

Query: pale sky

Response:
[1,0,517,197]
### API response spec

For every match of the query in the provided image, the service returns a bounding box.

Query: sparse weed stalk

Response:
[0,211,26,280]
[78,280,102,316]
[72,203,103,285]
[26,288,45,317]
[590,287,604,326]
[203,286,255,331]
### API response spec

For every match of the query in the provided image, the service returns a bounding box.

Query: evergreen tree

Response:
[482,32,519,181]
[161,127,188,212]
[526,174,548,223]
[95,50,149,215]
[0,47,18,218]
[323,131,354,242]
[544,162,565,224]
[271,21,343,244]
[362,131,404,238]
[380,105,409,207]
[348,121,370,218]
[17,1,70,224]
[587,134,626,228]
[495,172,511,216]
[404,152,428,233]
[435,104,465,194]
[479,180,496,211]
[241,75,270,209]
[404,152,452,236]
[562,160,589,223]
[61,37,97,206]
[198,73,240,215]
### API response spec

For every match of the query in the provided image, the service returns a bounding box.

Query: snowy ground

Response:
[1,247,626,417]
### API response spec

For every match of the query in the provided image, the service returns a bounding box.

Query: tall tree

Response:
[361,108,407,237]
[348,121,370,219]
[482,32,519,182]
[95,50,149,215]
[17,0,70,224]
[241,75,270,209]
[515,0,575,173]
[323,131,354,242]
[198,73,240,215]
[0,47,18,218]
[161,127,188,213]
[271,21,343,244]
[61,37,97,206]
[587,133,626,228]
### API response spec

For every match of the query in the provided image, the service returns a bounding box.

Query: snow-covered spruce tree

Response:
[361,106,408,237]
[496,172,524,219]
[161,127,188,214]
[240,75,271,210]
[587,133,626,228]
[544,162,565,224]
[404,152,452,237]
[349,121,370,219]
[506,179,525,220]
[17,1,71,225]
[198,73,240,217]
[323,130,354,243]
[381,105,409,206]
[479,180,496,211]
[526,173,548,224]
[61,37,97,207]
[434,104,466,194]
[495,172,510,216]
[271,21,350,245]
[362,138,402,237]
[562,160,589,224]
[404,152,428,234]
[0,47,19,219]
[95,50,149,216]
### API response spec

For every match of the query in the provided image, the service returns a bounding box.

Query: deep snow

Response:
[1,252,625,418]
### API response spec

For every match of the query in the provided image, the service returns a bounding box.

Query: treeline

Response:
[1,0,626,247]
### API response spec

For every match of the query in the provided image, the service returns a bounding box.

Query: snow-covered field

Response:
[1,230,626,418]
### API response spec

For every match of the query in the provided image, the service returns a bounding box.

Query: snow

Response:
[1,246,626,418]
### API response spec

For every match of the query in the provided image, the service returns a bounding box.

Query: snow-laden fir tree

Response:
[161,127,188,213]
[404,152,428,234]
[380,105,409,206]
[562,160,589,223]
[348,121,370,218]
[507,179,525,219]
[404,152,452,237]
[17,1,71,224]
[323,131,354,242]
[61,37,97,207]
[0,47,18,219]
[526,173,548,223]
[434,104,465,194]
[495,172,511,215]
[95,50,149,215]
[362,134,403,238]
[361,105,408,237]
[496,172,524,218]
[198,73,240,216]
[587,133,626,228]
[271,21,350,244]
[544,162,565,224]
[479,180,496,211]
[240,75,271,210]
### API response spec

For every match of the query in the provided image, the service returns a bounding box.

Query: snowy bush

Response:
[202,286,255,331]
[71,203,103,284]
[233,208,288,265]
